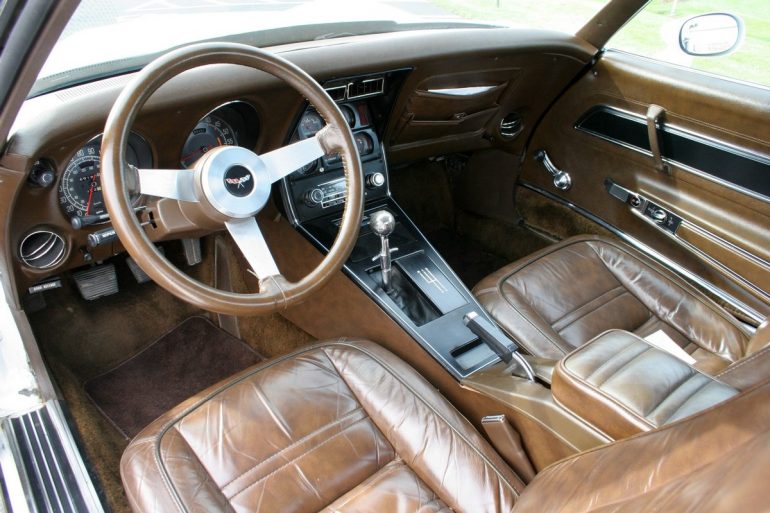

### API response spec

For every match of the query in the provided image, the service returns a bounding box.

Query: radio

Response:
[302,178,347,208]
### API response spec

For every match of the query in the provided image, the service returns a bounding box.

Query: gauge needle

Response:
[85,174,96,215]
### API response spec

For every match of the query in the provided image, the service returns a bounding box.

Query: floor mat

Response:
[85,316,263,438]
[426,228,509,289]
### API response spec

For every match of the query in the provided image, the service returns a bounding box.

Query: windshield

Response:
[35,0,609,96]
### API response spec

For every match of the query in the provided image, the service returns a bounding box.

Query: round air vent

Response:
[19,230,66,269]
[499,112,523,139]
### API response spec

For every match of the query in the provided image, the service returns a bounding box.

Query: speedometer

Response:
[58,133,151,219]
[59,148,104,217]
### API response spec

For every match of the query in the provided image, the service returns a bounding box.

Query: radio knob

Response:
[303,188,324,207]
[366,172,385,189]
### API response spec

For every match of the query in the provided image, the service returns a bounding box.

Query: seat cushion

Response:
[473,235,750,375]
[120,340,523,513]
[552,330,738,439]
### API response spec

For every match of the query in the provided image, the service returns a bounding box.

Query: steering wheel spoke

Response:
[225,217,280,280]
[261,133,326,183]
[138,168,198,202]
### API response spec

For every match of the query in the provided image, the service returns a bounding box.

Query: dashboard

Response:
[2,28,592,298]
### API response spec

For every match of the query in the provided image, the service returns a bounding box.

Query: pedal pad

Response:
[126,246,164,284]
[181,238,202,266]
[73,263,119,300]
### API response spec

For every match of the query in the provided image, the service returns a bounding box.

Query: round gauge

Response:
[340,105,356,128]
[58,134,149,219]
[60,149,104,217]
[354,132,374,156]
[299,111,325,138]
[180,114,237,168]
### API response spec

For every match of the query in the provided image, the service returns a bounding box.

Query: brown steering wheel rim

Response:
[101,42,364,316]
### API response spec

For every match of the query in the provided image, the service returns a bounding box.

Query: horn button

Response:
[199,146,271,218]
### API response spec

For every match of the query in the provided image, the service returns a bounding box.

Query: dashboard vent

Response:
[347,77,384,100]
[325,85,347,102]
[500,112,523,139]
[19,230,66,269]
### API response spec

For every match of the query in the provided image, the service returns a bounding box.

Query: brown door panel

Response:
[520,51,770,320]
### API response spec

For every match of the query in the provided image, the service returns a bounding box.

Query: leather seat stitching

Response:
[321,344,523,496]
[167,428,237,513]
[578,343,647,384]
[659,379,719,425]
[551,285,625,329]
[646,374,706,421]
[151,340,520,506]
[219,406,367,490]
[323,460,407,509]
[715,344,770,378]
[559,360,656,430]
[555,289,630,334]
[596,347,653,388]
[228,415,371,499]
[494,285,570,355]
[585,240,749,353]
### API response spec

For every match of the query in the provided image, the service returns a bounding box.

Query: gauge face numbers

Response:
[59,146,103,217]
[298,111,325,139]
[58,133,150,220]
[180,114,237,168]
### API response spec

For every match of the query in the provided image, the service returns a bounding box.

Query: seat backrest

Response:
[715,318,770,390]
[513,379,770,512]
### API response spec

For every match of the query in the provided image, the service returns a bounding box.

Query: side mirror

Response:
[679,13,743,56]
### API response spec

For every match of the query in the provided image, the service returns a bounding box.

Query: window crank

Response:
[535,150,572,191]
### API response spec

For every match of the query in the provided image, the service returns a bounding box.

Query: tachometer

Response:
[180,114,236,168]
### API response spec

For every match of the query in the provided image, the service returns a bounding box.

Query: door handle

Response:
[646,104,671,176]
[534,150,572,191]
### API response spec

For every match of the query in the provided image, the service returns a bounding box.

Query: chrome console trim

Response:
[519,181,765,324]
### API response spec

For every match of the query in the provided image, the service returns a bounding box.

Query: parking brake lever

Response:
[464,311,535,381]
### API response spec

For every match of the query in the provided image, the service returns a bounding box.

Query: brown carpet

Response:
[85,316,263,438]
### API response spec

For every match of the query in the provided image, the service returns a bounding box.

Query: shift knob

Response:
[370,210,395,237]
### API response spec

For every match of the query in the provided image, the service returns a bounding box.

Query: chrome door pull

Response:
[534,150,572,191]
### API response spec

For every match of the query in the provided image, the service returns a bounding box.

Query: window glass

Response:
[609,0,770,87]
[433,0,610,34]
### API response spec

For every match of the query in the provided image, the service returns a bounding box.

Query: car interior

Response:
[0,0,769,512]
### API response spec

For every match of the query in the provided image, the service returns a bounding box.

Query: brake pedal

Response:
[73,263,119,300]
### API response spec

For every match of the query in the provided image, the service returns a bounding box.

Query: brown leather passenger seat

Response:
[120,340,770,512]
[473,235,764,377]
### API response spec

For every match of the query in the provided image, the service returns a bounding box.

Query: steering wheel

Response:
[100,43,363,316]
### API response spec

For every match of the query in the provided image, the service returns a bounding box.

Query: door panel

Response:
[520,50,770,321]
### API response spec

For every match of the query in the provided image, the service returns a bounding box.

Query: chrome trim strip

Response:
[575,105,770,205]
[426,85,496,96]
[680,220,770,272]
[0,424,33,513]
[520,181,765,324]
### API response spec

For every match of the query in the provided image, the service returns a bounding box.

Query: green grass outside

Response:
[430,0,770,87]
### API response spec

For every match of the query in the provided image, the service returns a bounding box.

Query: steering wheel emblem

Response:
[223,165,254,197]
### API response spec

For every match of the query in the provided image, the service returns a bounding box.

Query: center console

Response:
[280,71,524,379]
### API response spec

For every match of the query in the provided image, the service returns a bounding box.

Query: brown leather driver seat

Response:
[121,340,770,512]
[474,235,763,376]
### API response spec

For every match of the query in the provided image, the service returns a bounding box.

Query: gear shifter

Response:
[370,210,398,291]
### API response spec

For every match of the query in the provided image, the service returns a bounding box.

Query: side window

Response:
[608,0,770,88]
